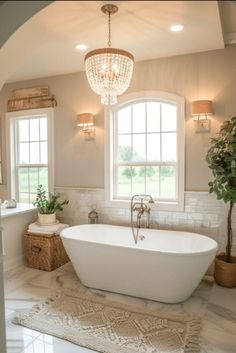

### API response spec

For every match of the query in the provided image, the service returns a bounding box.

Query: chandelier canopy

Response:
[85,4,134,105]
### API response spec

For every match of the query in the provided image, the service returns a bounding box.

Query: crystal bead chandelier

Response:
[85,4,134,105]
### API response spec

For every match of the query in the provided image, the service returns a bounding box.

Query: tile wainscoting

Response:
[55,187,236,257]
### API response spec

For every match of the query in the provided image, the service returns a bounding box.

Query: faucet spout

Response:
[130,194,154,244]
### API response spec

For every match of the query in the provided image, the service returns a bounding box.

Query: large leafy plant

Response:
[33,185,69,214]
[206,117,236,262]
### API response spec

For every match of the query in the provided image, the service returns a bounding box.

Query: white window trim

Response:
[104,91,185,211]
[6,107,55,202]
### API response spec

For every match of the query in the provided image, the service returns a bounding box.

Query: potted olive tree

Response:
[206,116,236,287]
[33,185,69,225]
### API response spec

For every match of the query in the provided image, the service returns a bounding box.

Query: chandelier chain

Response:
[108,11,111,47]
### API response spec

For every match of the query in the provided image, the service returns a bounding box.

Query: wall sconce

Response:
[191,100,213,133]
[77,113,95,139]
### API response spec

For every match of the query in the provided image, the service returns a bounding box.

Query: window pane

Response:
[118,135,131,162]
[30,119,39,141]
[117,167,132,198]
[117,106,131,134]
[132,166,145,194]
[132,103,145,133]
[161,104,176,132]
[147,133,160,161]
[40,117,48,140]
[40,141,48,164]
[19,120,29,142]
[160,166,176,199]
[147,102,160,132]
[29,167,39,193]
[30,142,40,164]
[146,166,159,197]
[161,133,176,161]
[16,115,49,204]
[30,193,37,203]
[19,143,29,164]
[133,134,145,161]
[18,168,29,192]
[113,100,179,203]
[19,193,30,203]
[39,167,48,191]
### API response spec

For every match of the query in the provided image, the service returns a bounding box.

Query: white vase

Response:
[38,213,56,225]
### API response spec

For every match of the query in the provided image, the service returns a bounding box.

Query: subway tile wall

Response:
[56,187,236,256]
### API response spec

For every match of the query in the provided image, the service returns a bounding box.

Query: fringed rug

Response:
[13,289,201,353]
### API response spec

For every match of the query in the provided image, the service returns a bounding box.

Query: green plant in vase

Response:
[206,116,236,287]
[33,185,69,225]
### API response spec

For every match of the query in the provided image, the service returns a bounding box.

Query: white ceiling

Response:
[219,0,236,44]
[7,0,226,83]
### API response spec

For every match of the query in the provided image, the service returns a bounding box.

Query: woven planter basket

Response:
[214,253,236,288]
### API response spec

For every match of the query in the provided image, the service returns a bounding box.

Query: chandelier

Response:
[85,4,134,105]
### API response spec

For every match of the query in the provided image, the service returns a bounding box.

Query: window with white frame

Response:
[7,108,54,204]
[106,92,185,210]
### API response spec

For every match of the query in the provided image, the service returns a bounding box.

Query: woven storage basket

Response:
[25,232,69,271]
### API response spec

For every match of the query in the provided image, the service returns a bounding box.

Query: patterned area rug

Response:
[14,289,201,353]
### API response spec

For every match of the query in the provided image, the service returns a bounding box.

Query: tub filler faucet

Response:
[131,194,154,244]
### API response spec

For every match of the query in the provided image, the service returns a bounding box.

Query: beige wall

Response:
[1,44,236,193]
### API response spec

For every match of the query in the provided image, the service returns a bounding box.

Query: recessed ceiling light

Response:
[170,24,184,32]
[75,44,88,51]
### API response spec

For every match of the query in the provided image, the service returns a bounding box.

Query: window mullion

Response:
[28,120,30,204]
[113,111,118,199]
[39,119,41,164]
[159,104,162,197]
[16,163,48,167]
[27,166,30,204]
[38,119,41,197]
[145,102,147,194]
[115,162,177,167]
[131,105,133,195]
[15,120,20,201]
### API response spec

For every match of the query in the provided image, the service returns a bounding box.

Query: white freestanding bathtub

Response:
[61,224,218,303]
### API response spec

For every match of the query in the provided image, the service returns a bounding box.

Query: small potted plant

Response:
[33,185,69,225]
[206,116,236,287]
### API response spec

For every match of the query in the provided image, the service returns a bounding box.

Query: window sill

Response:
[1,203,37,219]
[104,199,184,212]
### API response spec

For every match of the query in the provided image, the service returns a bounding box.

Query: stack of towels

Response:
[28,222,69,235]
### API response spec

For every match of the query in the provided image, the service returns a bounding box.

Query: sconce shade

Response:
[77,113,94,127]
[191,100,213,115]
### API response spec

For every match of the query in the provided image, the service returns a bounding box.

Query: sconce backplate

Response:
[84,128,96,141]
[195,119,211,133]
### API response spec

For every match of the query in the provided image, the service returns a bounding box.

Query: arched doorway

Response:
[0,3,53,352]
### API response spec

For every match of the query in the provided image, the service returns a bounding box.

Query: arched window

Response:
[105,91,185,211]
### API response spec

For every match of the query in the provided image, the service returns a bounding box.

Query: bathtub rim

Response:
[61,224,218,257]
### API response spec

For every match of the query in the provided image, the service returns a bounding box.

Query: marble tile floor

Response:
[4,262,236,353]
